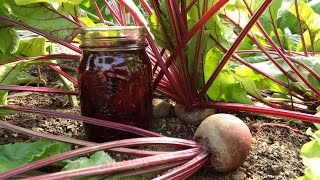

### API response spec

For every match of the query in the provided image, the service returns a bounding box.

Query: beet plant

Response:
[0,0,319,179]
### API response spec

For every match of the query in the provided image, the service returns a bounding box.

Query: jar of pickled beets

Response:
[78,26,152,142]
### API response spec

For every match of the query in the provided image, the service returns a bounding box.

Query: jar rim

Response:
[79,26,148,49]
[80,26,147,32]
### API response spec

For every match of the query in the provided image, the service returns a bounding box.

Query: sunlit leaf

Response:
[270,28,294,50]
[233,72,264,100]
[288,0,320,50]
[0,36,46,64]
[296,30,320,52]
[260,0,282,35]
[6,1,80,41]
[148,13,171,50]
[0,37,45,104]
[223,0,249,29]
[81,0,96,8]
[235,56,320,100]
[235,62,288,94]
[309,0,320,14]
[18,37,46,57]
[187,0,215,22]
[299,130,320,180]
[0,27,19,54]
[204,47,252,104]
[0,59,45,104]
[206,15,235,48]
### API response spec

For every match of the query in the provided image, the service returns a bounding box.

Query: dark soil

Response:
[0,92,311,180]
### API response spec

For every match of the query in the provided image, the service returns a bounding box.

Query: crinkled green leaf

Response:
[270,28,294,51]
[0,36,46,104]
[233,73,264,100]
[204,47,252,104]
[18,37,46,57]
[147,0,174,50]
[0,27,20,54]
[237,37,255,52]
[235,56,320,97]
[226,82,252,104]
[288,0,320,49]
[293,56,320,90]
[62,151,116,171]
[15,0,84,6]
[0,36,46,64]
[148,13,171,50]
[278,9,299,34]
[299,130,320,180]
[206,15,235,48]
[15,71,39,85]
[235,63,288,93]
[301,131,320,159]
[283,28,300,51]
[0,1,11,16]
[6,1,80,42]
[62,151,116,180]
[296,30,320,52]
[224,0,250,29]
[260,0,282,35]
[0,59,44,104]
[185,30,216,89]
[0,140,71,173]
[187,0,215,22]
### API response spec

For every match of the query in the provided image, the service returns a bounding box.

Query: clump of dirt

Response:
[0,93,310,179]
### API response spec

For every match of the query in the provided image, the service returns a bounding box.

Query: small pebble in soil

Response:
[271,165,284,175]
[161,123,167,129]
[231,169,247,180]
[152,98,173,118]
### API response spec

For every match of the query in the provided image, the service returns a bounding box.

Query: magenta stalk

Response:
[48,65,79,87]
[0,85,78,95]
[140,0,153,15]
[151,0,229,102]
[293,0,308,56]
[154,148,209,179]
[0,139,201,179]
[0,105,163,137]
[23,148,202,180]
[0,120,169,157]
[102,0,123,25]
[93,2,106,25]
[0,54,81,66]
[198,102,320,123]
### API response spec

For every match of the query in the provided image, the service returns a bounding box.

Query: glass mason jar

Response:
[79,26,152,142]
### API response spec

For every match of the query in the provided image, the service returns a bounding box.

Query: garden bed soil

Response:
[0,92,310,180]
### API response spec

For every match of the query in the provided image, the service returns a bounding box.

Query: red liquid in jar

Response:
[78,50,152,142]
